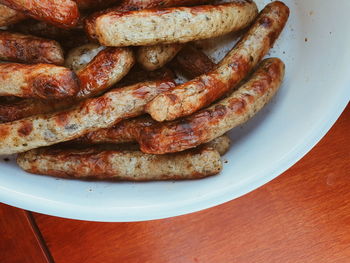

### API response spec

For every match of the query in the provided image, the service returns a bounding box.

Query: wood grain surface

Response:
[0,103,349,263]
[32,104,350,263]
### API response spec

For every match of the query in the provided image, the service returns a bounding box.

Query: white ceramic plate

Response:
[0,0,349,222]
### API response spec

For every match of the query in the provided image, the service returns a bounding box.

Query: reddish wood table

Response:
[1,104,349,263]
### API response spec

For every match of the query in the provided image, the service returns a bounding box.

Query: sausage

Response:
[0,63,79,99]
[75,0,119,10]
[73,115,157,145]
[0,0,80,28]
[0,79,175,155]
[0,31,64,65]
[0,99,73,123]
[138,58,285,154]
[146,1,290,121]
[206,135,230,156]
[0,60,170,123]
[84,0,213,40]
[0,4,26,26]
[137,44,184,71]
[65,43,105,72]
[86,1,258,46]
[17,144,222,180]
[76,47,135,98]
[170,44,216,78]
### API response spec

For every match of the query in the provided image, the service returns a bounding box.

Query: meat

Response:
[0,63,79,99]
[0,4,26,26]
[86,1,258,46]
[0,31,64,65]
[17,144,222,180]
[138,58,285,154]
[146,1,289,121]
[0,79,175,155]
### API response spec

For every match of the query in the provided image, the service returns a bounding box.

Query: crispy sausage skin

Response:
[17,145,222,180]
[0,4,26,26]
[118,0,212,10]
[0,0,80,28]
[76,47,135,98]
[171,44,216,79]
[0,31,64,65]
[0,80,175,155]
[86,1,258,46]
[138,58,285,154]
[137,44,184,71]
[0,63,79,99]
[146,1,289,121]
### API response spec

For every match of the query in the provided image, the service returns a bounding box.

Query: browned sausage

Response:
[0,79,175,155]
[146,1,289,121]
[86,1,258,46]
[0,0,80,28]
[76,47,135,98]
[0,31,64,65]
[0,3,26,26]
[17,144,222,180]
[138,58,285,154]
[0,63,79,99]
[170,44,216,79]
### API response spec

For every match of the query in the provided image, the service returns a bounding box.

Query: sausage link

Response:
[0,79,175,155]
[76,47,135,98]
[0,0,80,28]
[170,44,216,78]
[0,63,79,99]
[0,4,26,26]
[118,0,212,10]
[146,1,289,121]
[138,58,285,154]
[0,31,64,65]
[137,44,183,71]
[17,145,222,180]
[87,1,258,46]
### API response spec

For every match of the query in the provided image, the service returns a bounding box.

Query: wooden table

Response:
[1,104,349,263]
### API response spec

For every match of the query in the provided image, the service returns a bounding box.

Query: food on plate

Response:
[146,1,289,121]
[137,44,184,71]
[0,31,64,65]
[171,44,216,78]
[0,79,175,155]
[138,58,285,154]
[86,1,258,46]
[75,47,135,98]
[0,3,25,26]
[0,0,80,28]
[0,63,79,99]
[0,1,290,181]
[17,144,222,180]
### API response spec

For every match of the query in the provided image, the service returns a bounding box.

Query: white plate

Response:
[0,0,349,222]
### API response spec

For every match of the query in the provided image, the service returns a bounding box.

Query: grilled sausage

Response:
[86,1,258,46]
[138,58,285,154]
[0,63,79,99]
[137,44,183,71]
[0,31,64,65]
[118,0,212,10]
[146,1,289,121]
[0,0,80,28]
[17,144,222,180]
[0,99,73,123]
[0,79,175,155]
[206,135,230,156]
[171,44,216,79]
[76,47,135,98]
[0,4,26,26]
[65,43,104,72]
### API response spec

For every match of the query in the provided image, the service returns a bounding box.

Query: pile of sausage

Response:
[0,0,289,181]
